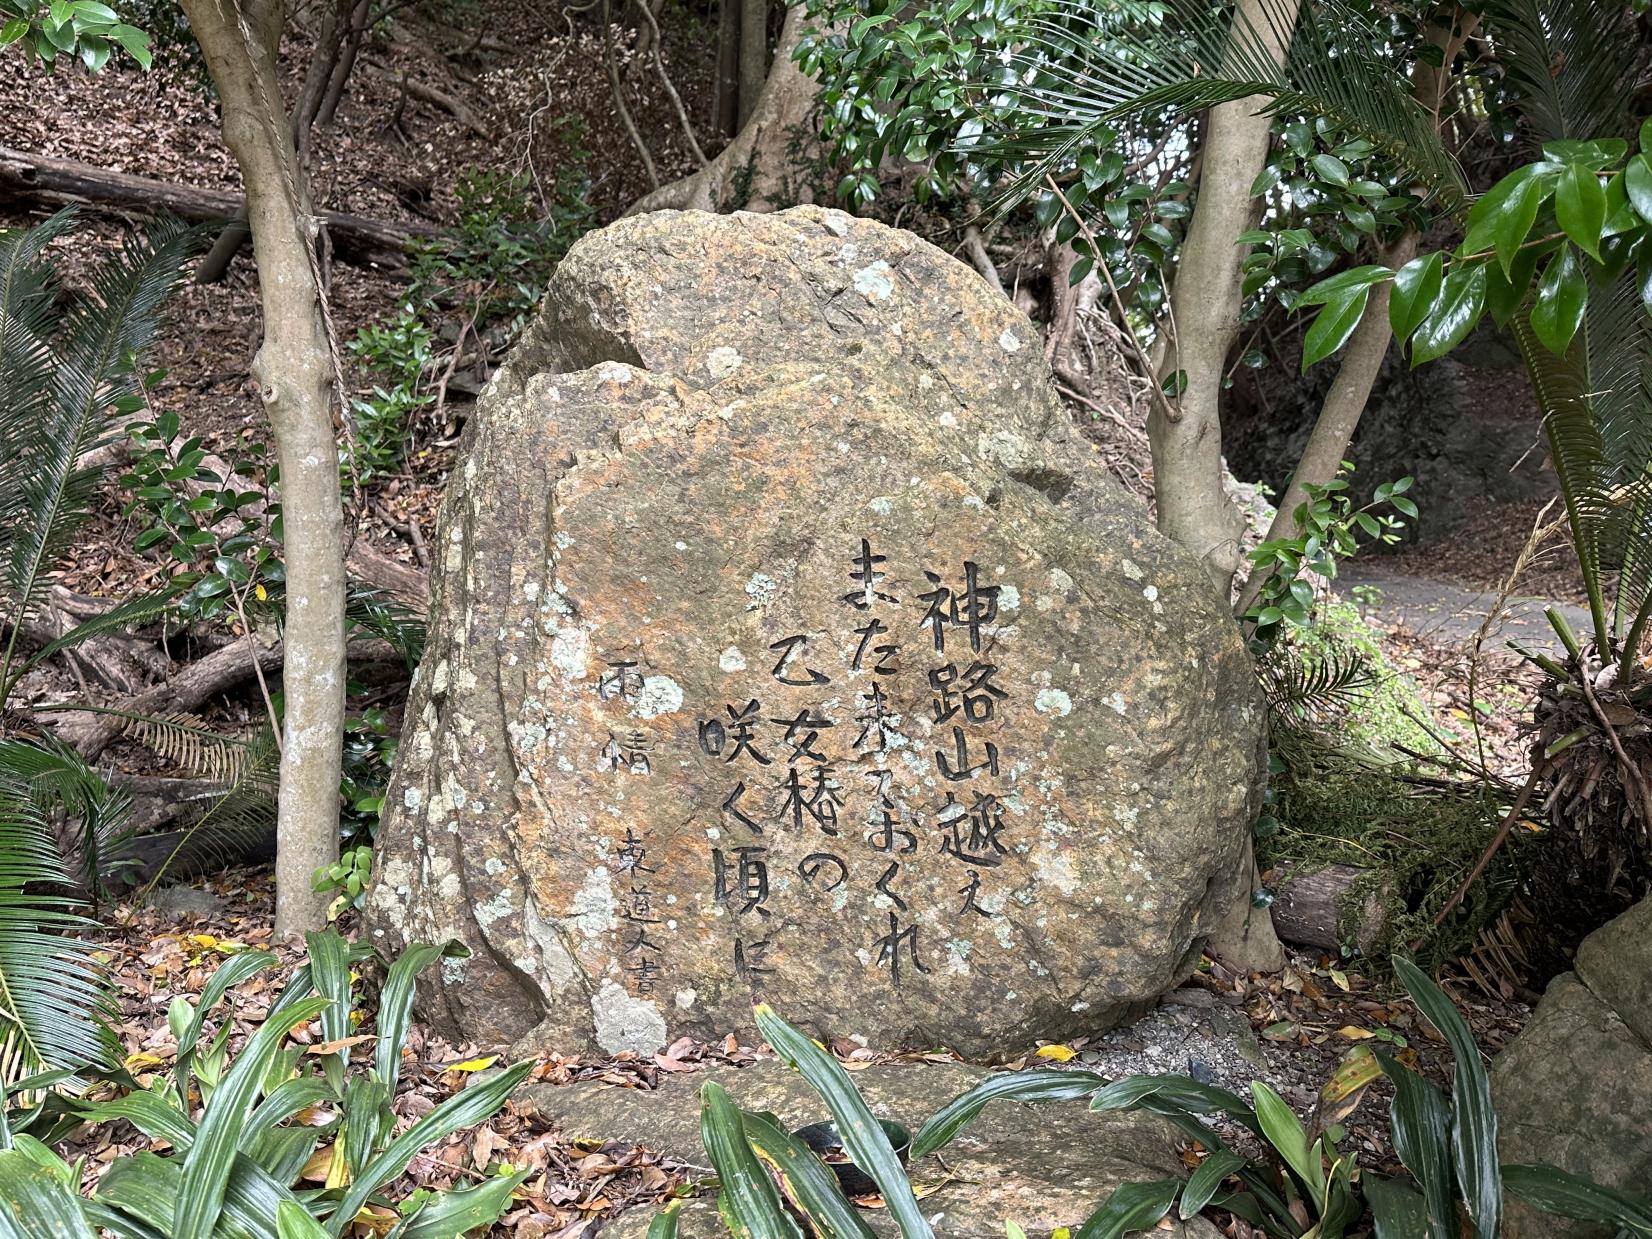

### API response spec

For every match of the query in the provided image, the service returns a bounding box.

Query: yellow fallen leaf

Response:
[123,1051,166,1071]
[446,1055,499,1072]
[188,934,218,949]
[1328,968,1350,992]
[1337,1025,1375,1040]
[1035,1044,1077,1062]
[254,584,267,602]
[308,1035,373,1056]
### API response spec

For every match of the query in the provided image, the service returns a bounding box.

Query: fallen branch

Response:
[359,59,495,138]
[0,146,441,268]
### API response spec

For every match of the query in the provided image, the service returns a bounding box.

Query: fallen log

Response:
[0,146,441,268]
[1270,862,1392,957]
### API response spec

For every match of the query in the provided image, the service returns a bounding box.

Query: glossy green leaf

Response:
[755,1005,932,1239]
[1302,285,1373,369]
[1462,165,1548,274]
[912,1069,1106,1157]
[1624,155,1652,225]
[1555,163,1606,260]
[1530,245,1588,354]
[741,1109,878,1239]
[1311,153,1350,187]
[1251,1082,1324,1199]
[1390,252,1443,341]
[1502,1164,1652,1235]
[1296,264,1389,305]
[1486,244,1541,329]
[0,1148,91,1239]
[398,1167,534,1239]
[1394,957,1499,1239]
[1411,265,1487,366]
[1089,1074,1261,1138]
[698,1082,804,1239]
[1379,1049,1452,1237]
[1366,1174,1431,1239]
[174,949,278,1097]
[175,995,328,1239]
[1074,1178,1180,1239]
[373,941,450,1098]
[1179,1149,1245,1219]
[305,929,353,1087]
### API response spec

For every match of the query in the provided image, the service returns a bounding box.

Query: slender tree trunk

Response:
[737,0,768,127]
[714,0,740,139]
[1152,0,1304,593]
[314,0,369,129]
[178,0,346,937]
[1232,7,1471,614]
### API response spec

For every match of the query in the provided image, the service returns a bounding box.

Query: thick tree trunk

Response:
[737,0,768,127]
[627,5,816,214]
[177,0,346,937]
[0,146,436,268]
[713,0,741,139]
[1152,0,1303,594]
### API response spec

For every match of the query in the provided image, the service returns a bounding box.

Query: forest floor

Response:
[0,5,1587,1234]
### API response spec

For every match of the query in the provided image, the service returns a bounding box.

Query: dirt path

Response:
[1338,561,1593,657]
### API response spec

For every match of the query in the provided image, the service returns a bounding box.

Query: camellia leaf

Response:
[1530,244,1588,354]
[1461,165,1549,274]
[1389,252,1444,342]
[1554,162,1606,261]
[1302,285,1373,370]
[1296,264,1389,305]
[1486,244,1541,329]
[1311,153,1350,188]
[1624,154,1652,225]
[1411,264,1488,366]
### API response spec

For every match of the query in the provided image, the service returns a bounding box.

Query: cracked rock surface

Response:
[363,205,1264,1058]
[1494,897,1652,1238]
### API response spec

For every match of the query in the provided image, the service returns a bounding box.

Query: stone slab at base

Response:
[520,1057,1222,1238]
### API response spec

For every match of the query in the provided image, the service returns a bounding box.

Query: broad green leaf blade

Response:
[1460,167,1548,276]
[82,1198,169,1239]
[1089,1075,1261,1138]
[278,1200,331,1239]
[304,929,353,1085]
[1530,245,1588,354]
[1180,1149,1245,1219]
[1411,265,1488,366]
[1502,1164,1652,1235]
[698,1082,804,1239]
[1393,957,1499,1239]
[1302,285,1373,370]
[741,1109,878,1239]
[397,1167,533,1239]
[1626,155,1652,224]
[372,940,450,1098]
[1390,253,1444,342]
[1296,264,1389,305]
[0,1148,92,1239]
[646,1201,683,1239]
[174,949,278,1096]
[1250,1082,1324,1200]
[1377,1054,1453,1239]
[1074,1177,1180,1239]
[912,1069,1106,1157]
[330,1060,533,1234]
[98,1149,301,1239]
[755,1005,933,1239]
[1366,1174,1431,1239]
[173,995,327,1239]
[1555,163,1606,260]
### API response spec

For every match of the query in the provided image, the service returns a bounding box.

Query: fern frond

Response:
[117,711,252,783]
[1260,637,1378,725]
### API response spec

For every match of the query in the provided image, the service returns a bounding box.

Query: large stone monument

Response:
[364,206,1266,1057]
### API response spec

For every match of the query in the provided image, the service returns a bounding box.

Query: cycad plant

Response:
[0,208,196,1080]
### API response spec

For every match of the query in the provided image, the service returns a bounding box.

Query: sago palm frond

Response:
[0,738,133,908]
[1481,0,1638,146]
[974,0,1467,214]
[0,214,198,704]
[0,743,118,1081]
[16,584,185,682]
[134,726,280,894]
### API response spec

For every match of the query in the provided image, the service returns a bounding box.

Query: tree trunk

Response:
[628,5,817,214]
[1152,0,1304,594]
[714,0,741,140]
[1270,863,1390,955]
[177,0,346,938]
[737,0,768,127]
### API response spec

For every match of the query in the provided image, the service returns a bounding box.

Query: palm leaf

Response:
[0,747,117,1081]
[1480,0,1638,147]
[973,0,1466,215]
[0,215,199,702]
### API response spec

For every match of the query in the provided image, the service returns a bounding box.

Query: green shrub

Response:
[0,929,531,1238]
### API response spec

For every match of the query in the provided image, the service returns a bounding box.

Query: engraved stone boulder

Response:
[364,206,1266,1058]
